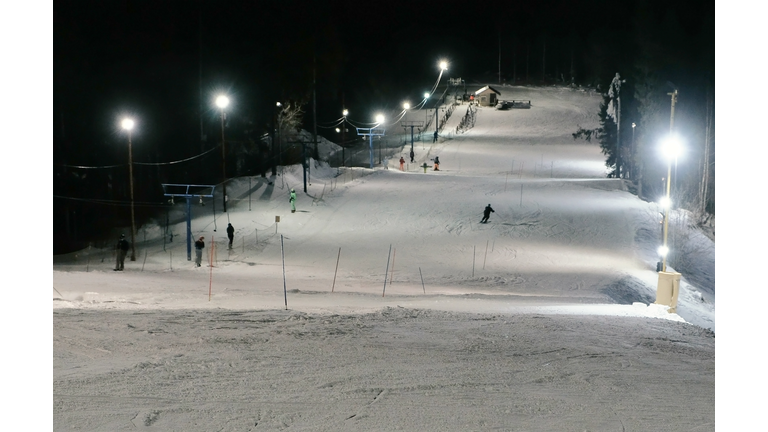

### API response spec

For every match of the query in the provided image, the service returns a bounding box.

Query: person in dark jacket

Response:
[481,204,495,223]
[433,156,440,171]
[115,234,130,271]
[227,223,235,249]
[433,130,438,143]
[409,149,415,163]
[195,236,205,267]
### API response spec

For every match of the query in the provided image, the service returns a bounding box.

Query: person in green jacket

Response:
[289,188,297,213]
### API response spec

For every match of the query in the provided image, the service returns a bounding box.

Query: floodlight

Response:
[658,246,669,257]
[121,118,135,130]
[215,95,230,109]
[276,101,282,107]
[343,109,348,116]
[439,60,448,70]
[403,102,410,110]
[424,92,430,99]
[661,135,683,160]
[659,196,671,209]
[375,114,385,124]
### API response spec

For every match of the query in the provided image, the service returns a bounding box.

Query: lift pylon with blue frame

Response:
[162,184,216,261]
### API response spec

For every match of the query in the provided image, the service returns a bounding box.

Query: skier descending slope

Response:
[481,204,494,223]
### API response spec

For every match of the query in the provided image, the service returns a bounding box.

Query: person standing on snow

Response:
[114,234,130,271]
[433,130,438,143]
[194,236,205,267]
[289,188,297,213]
[481,204,495,223]
[410,149,415,163]
[226,223,235,249]
[433,156,440,171]
[399,156,405,171]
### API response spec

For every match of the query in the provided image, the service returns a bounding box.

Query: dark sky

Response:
[54,1,598,153]
[53,0,712,163]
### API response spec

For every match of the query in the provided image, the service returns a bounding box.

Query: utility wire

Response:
[57,143,221,169]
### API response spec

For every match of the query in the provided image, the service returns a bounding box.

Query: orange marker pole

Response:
[209,235,214,301]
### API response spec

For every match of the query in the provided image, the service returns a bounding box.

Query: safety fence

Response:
[455,104,477,134]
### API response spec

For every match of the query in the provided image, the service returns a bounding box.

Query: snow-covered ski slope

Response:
[53,85,715,432]
[54,84,714,331]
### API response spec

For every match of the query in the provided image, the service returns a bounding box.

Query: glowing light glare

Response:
[121,118,135,130]
[632,122,636,128]
[424,92,430,99]
[439,60,448,70]
[276,101,282,107]
[335,128,340,133]
[658,246,669,257]
[659,196,671,209]
[375,114,385,124]
[215,95,230,109]
[403,102,410,110]
[343,109,348,116]
[661,136,683,160]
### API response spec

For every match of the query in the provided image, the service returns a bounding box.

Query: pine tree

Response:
[597,94,618,178]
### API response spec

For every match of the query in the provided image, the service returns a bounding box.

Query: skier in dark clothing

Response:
[195,236,205,267]
[481,204,495,223]
[433,130,438,143]
[226,223,235,249]
[409,149,415,163]
[114,234,130,271]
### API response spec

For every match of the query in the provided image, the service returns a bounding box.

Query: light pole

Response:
[655,135,683,313]
[631,122,636,179]
[376,114,384,164]
[216,95,229,212]
[435,61,448,139]
[273,101,282,175]
[342,109,348,166]
[659,136,682,272]
[121,118,137,261]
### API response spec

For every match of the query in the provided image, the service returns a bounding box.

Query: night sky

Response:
[54,0,679,156]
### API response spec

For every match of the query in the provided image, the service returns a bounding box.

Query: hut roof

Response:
[474,85,501,96]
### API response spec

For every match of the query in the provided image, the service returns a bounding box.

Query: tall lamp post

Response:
[659,136,682,272]
[216,95,230,212]
[342,109,348,166]
[121,118,137,261]
[655,135,683,313]
[435,61,448,138]
[631,122,636,179]
[273,101,282,175]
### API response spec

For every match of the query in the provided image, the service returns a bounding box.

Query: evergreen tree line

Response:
[567,1,714,221]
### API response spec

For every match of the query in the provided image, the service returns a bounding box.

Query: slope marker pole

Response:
[332,247,341,293]
[382,244,392,297]
[281,234,288,310]
[419,267,425,294]
[208,235,215,301]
